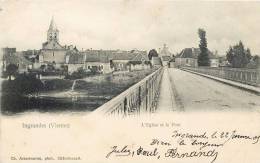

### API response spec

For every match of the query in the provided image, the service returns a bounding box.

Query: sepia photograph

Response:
[0,0,260,163]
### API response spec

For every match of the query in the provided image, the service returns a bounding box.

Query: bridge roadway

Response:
[156,68,260,112]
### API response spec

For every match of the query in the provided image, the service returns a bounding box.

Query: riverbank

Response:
[1,69,156,115]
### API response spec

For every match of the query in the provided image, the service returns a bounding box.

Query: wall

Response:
[67,64,84,73]
[129,64,150,71]
[175,58,198,67]
[84,62,112,74]
[113,60,129,71]
[40,49,67,64]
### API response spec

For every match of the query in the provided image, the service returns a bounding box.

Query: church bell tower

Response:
[47,17,59,43]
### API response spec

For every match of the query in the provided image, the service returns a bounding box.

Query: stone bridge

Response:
[94,66,260,117]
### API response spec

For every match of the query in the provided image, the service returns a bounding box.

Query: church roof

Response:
[42,41,64,50]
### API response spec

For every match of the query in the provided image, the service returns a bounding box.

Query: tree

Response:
[110,60,114,69]
[148,49,159,60]
[226,41,252,68]
[252,55,260,67]
[6,64,18,80]
[13,73,44,94]
[47,64,55,71]
[198,28,210,66]
[247,55,260,68]
[60,65,68,75]
[40,65,46,72]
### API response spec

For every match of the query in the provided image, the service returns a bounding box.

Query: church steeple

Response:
[47,16,59,42]
[48,16,58,31]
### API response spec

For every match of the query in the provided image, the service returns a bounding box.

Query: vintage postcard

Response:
[0,0,260,163]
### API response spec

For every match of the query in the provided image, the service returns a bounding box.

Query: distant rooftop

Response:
[176,48,217,59]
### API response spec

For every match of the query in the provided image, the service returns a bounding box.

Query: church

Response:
[34,17,150,74]
[38,17,68,66]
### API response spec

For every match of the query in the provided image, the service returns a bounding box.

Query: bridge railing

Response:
[94,67,164,117]
[181,66,260,87]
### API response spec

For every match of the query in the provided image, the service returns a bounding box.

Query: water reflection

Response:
[1,90,110,115]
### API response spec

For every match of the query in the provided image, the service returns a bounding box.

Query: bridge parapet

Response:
[181,66,260,87]
[94,67,164,117]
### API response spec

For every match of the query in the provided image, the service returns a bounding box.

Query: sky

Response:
[0,0,260,55]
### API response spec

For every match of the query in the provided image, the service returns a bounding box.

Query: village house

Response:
[2,47,33,73]
[83,50,113,74]
[64,49,150,74]
[127,53,151,71]
[175,47,219,67]
[151,57,162,68]
[65,50,85,73]
[110,52,143,71]
[83,50,150,72]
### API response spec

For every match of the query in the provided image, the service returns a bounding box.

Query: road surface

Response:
[157,68,260,112]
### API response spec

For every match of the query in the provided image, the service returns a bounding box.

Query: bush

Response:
[64,68,100,80]
[2,73,44,95]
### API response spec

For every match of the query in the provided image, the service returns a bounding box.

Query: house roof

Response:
[83,50,111,63]
[176,48,200,58]
[110,53,137,60]
[82,50,149,63]
[65,49,149,64]
[129,53,149,62]
[67,54,85,64]
[128,53,150,65]
[85,54,110,63]
[176,48,216,59]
